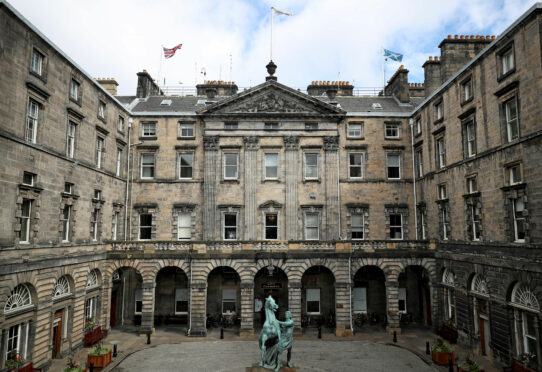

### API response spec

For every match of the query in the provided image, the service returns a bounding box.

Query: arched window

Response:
[511,283,540,312]
[4,284,33,314]
[86,270,99,289]
[442,269,456,322]
[510,283,540,358]
[471,274,489,297]
[52,276,71,299]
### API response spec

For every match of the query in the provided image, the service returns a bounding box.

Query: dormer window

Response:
[94,189,101,200]
[23,172,35,186]
[31,49,44,76]
[160,99,172,106]
[64,182,73,194]
[372,103,382,110]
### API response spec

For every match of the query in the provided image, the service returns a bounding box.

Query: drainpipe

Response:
[123,118,132,240]
[187,249,193,336]
[409,118,418,240]
[121,276,125,326]
[337,126,342,239]
[349,255,353,334]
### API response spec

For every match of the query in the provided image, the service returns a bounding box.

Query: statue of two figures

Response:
[258,296,294,371]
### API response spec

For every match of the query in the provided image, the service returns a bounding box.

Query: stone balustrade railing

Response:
[110,240,430,252]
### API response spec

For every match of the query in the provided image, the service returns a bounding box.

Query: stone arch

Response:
[104,260,146,283]
[86,269,102,291]
[288,259,339,283]
[203,258,247,282]
[52,274,75,299]
[397,258,437,282]
[1,282,38,315]
[252,258,291,282]
[149,259,190,280]
[509,281,541,313]
[351,258,388,279]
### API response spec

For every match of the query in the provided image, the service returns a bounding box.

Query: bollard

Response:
[318,326,322,339]
[393,330,397,343]
[426,341,430,355]
[113,344,117,357]
[220,327,224,339]
[147,332,151,345]
[89,362,94,372]
[448,357,453,372]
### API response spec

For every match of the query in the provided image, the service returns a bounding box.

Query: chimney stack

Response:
[438,34,493,82]
[423,56,441,97]
[136,70,163,98]
[385,65,410,103]
[96,78,119,95]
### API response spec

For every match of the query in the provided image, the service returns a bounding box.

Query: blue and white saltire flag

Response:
[384,48,403,62]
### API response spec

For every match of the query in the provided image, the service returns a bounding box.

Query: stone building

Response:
[0,0,541,370]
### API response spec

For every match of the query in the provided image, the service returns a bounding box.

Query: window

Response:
[351,213,364,240]
[112,211,119,240]
[139,213,152,240]
[64,183,73,194]
[93,189,101,200]
[91,208,99,241]
[348,122,363,138]
[441,204,450,240]
[31,49,44,75]
[398,288,407,313]
[135,288,142,314]
[178,213,191,240]
[70,79,80,101]
[419,210,426,239]
[98,101,105,119]
[462,79,472,102]
[22,172,35,186]
[435,101,443,121]
[265,153,278,179]
[416,117,422,134]
[445,288,456,320]
[224,122,238,130]
[508,164,521,185]
[389,213,403,240]
[264,122,279,130]
[438,184,447,200]
[52,276,71,299]
[118,116,124,132]
[349,153,363,179]
[305,122,318,131]
[141,154,155,179]
[385,123,399,138]
[465,121,476,157]
[223,153,238,179]
[66,122,76,158]
[85,297,96,321]
[179,122,194,138]
[386,153,400,179]
[179,153,193,179]
[7,324,21,360]
[415,148,423,178]
[175,288,188,314]
[142,122,156,137]
[470,204,481,241]
[304,212,319,240]
[467,177,477,193]
[304,153,318,179]
[306,288,320,314]
[224,213,237,240]
[222,289,237,314]
[353,287,367,312]
[19,199,32,243]
[501,48,515,75]
[504,98,519,142]
[522,312,537,354]
[513,198,526,242]
[116,148,122,177]
[265,213,278,240]
[26,99,39,143]
[61,205,70,242]
[95,137,104,168]
[436,136,446,168]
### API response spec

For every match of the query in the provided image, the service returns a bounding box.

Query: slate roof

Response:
[316,96,416,114]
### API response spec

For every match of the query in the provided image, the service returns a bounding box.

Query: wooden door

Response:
[52,309,63,358]
[424,286,432,325]
[478,299,489,355]
[110,290,117,327]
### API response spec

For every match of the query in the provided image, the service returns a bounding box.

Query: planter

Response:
[86,349,112,369]
[439,324,458,343]
[511,361,537,372]
[432,350,455,365]
[457,367,485,372]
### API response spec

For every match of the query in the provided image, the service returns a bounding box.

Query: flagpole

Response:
[159,45,163,90]
[270,7,274,61]
[382,47,385,95]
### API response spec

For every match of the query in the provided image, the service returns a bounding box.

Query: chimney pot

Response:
[491,35,495,39]
[460,35,464,39]
[447,34,452,39]
[454,34,459,39]
[429,56,433,61]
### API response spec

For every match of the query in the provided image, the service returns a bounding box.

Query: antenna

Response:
[229,54,232,83]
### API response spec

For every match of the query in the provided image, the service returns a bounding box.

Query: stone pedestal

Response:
[246,364,298,372]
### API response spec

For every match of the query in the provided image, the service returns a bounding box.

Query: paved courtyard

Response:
[112,340,438,372]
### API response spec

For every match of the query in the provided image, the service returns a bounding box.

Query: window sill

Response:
[434,118,444,125]
[221,179,240,184]
[303,179,320,183]
[178,178,194,181]
[348,178,365,182]
[414,132,422,138]
[139,136,157,141]
[387,178,402,181]
[70,97,82,107]
[460,96,474,106]
[98,116,107,124]
[29,69,47,83]
[384,137,401,141]
[262,179,281,183]
[177,136,196,140]
[117,130,125,136]
[497,68,516,83]
[347,136,364,140]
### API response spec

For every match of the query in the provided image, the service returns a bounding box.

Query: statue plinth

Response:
[246,363,298,372]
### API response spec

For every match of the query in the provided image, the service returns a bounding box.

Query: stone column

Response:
[288,281,302,332]
[188,281,207,336]
[284,136,300,240]
[240,281,254,336]
[430,280,440,331]
[323,136,340,240]
[243,137,259,240]
[334,281,353,336]
[100,282,112,330]
[534,316,542,369]
[203,136,219,240]
[140,280,155,333]
[386,280,401,334]
[71,289,86,350]
[32,301,53,367]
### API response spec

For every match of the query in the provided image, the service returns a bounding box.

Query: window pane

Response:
[353,287,367,312]
[225,213,236,226]
[390,214,401,226]
[305,154,317,166]
[306,213,318,226]
[352,214,363,227]
[387,154,400,167]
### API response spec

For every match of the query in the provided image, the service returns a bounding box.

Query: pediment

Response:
[198,80,344,117]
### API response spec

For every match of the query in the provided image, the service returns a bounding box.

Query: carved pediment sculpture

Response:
[217,91,319,114]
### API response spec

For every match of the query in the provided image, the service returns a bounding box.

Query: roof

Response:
[317,96,415,116]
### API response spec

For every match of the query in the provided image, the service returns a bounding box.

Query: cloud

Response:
[8,0,538,95]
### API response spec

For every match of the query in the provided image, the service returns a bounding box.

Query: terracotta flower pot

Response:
[432,350,455,365]
[87,349,112,369]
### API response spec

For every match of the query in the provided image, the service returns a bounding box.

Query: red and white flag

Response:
[163,44,182,59]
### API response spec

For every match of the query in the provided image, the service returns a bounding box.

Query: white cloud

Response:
[8,0,538,95]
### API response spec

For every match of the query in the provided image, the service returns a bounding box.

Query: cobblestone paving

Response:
[112,340,438,372]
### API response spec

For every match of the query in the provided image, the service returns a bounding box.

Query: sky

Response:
[8,0,539,96]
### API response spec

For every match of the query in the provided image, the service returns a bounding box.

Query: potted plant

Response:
[432,338,456,365]
[86,341,112,369]
[84,318,95,332]
[5,354,24,371]
[439,318,459,343]
[63,358,83,372]
[518,352,537,371]
[458,356,484,372]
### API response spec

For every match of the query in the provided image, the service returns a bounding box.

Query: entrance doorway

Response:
[254,266,288,327]
[477,299,490,355]
[110,290,117,327]
[52,309,63,358]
